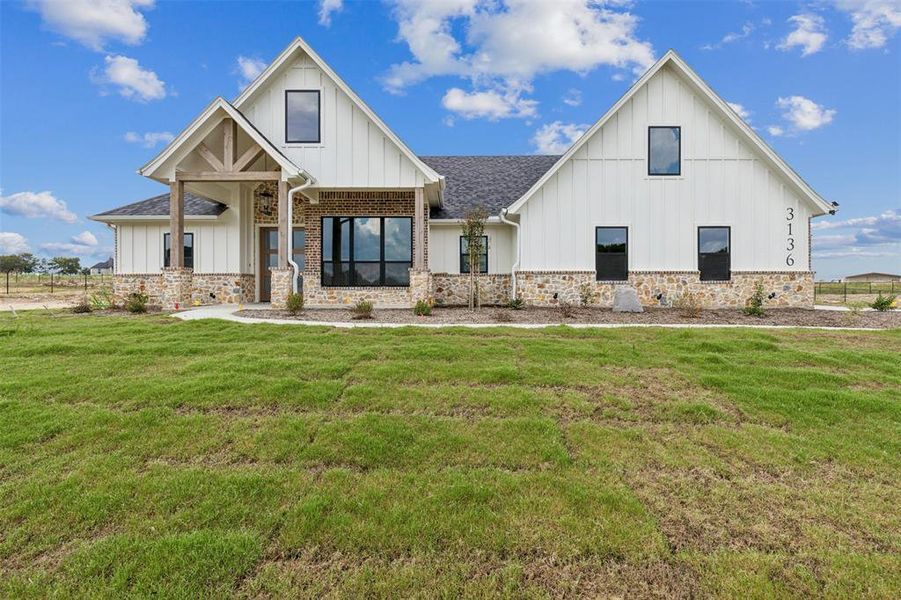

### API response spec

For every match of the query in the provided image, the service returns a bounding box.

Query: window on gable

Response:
[163,233,194,269]
[648,126,681,176]
[460,235,488,274]
[595,227,628,281]
[285,90,320,143]
[698,227,731,281]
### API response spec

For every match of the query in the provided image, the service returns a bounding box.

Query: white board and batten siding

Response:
[518,63,812,273]
[429,224,516,275]
[241,53,426,188]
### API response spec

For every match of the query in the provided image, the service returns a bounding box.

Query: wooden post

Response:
[277,180,289,269]
[414,187,425,270]
[170,179,185,268]
[223,118,236,170]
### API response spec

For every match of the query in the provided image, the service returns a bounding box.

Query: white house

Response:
[92,37,834,310]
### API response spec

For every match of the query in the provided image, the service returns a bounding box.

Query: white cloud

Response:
[0,232,30,254]
[701,21,754,50]
[0,191,77,223]
[727,101,751,122]
[531,121,589,154]
[28,0,154,51]
[442,86,537,120]
[812,209,900,259]
[236,55,267,89]
[383,0,654,120]
[778,13,828,56]
[777,95,836,131]
[91,54,166,101]
[562,88,582,107]
[124,131,174,147]
[835,0,901,49]
[72,230,99,247]
[39,229,108,256]
[767,125,785,136]
[318,0,343,27]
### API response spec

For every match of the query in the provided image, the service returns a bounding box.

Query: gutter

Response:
[499,208,520,300]
[286,171,316,294]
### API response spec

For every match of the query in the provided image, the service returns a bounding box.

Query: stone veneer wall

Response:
[517,271,814,308]
[113,274,164,305]
[191,274,255,305]
[113,272,255,308]
[432,273,513,306]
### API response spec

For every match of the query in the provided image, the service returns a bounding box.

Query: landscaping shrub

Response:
[743,282,766,317]
[673,292,702,318]
[286,292,304,315]
[871,293,897,312]
[89,288,114,311]
[413,299,432,316]
[351,300,374,320]
[507,297,525,310]
[124,292,148,314]
[558,301,575,319]
[71,300,92,314]
[578,283,595,307]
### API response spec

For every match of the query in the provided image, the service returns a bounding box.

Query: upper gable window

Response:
[648,126,681,176]
[285,90,320,143]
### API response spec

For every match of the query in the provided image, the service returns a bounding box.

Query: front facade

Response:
[92,39,834,310]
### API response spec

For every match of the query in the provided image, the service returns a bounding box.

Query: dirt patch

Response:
[237,306,901,329]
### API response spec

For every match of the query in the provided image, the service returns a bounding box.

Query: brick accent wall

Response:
[433,273,512,306]
[517,271,815,308]
[253,182,304,225]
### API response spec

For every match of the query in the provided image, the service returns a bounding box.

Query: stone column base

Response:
[409,269,432,307]
[270,267,293,309]
[161,267,193,310]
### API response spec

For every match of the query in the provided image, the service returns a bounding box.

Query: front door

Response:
[259,227,305,302]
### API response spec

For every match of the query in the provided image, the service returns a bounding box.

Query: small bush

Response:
[413,299,432,316]
[871,293,897,312]
[743,282,766,317]
[72,300,92,314]
[286,292,304,315]
[124,292,148,314]
[89,288,114,311]
[351,299,374,320]
[558,300,575,319]
[507,297,525,310]
[673,292,702,318]
[578,283,596,307]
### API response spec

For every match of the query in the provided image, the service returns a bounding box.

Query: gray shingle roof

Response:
[94,192,228,218]
[90,258,114,269]
[420,155,561,219]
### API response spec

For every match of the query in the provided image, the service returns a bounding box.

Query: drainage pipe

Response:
[499,207,520,300]
[286,174,315,294]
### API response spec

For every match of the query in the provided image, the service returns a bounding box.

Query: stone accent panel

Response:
[161,267,193,310]
[270,267,293,309]
[409,270,433,306]
[190,274,255,305]
[113,274,163,305]
[432,273,512,306]
[517,271,815,309]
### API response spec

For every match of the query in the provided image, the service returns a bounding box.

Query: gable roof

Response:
[506,50,834,216]
[138,97,312,183]
[90,191,227,221]
[90,258,114,270]
[421,156,560,219]
[233,36,442,187]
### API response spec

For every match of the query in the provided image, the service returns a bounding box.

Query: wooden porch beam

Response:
[196,142,224,172]
[176,171,281,182]
[223,118,237,170]
[169,180,185,268]
[232,143,264,172]
[277,180,289,269]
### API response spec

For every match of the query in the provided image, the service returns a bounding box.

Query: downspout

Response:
[287,172,316,294]
[499,208,520,300]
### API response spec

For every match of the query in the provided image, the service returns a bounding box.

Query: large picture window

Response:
[595,227,628,281]
[321,217,412,287]
[648,126,681,176]
[163,232,193,269]
[698,227,731,281]
[459,235,488,273]
[285,90,320,143]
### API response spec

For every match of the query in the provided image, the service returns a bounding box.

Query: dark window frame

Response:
[595,226,628,282]
[320,216,413,288]
[647,125,682,176]
[163,232,194,269]
[459,235,488,274]
[285,89,321,144]
[697,226,731,281]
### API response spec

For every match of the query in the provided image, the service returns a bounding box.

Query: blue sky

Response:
[1,0,898,279]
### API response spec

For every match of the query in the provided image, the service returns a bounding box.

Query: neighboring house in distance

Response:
[89,257,114,275]
[843,272,901,282]
[91,36,835,310]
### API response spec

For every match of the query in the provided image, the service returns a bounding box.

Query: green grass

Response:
[1,312,899,598]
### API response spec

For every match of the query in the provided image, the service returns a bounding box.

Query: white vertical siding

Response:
[242,52,425,188]
[518,63,813,273]
[429,224,515,275]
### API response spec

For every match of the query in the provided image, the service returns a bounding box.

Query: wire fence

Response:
[814,281,898,303]
[1,272,114,297]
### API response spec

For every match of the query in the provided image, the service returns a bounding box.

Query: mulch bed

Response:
[236,306,901,329]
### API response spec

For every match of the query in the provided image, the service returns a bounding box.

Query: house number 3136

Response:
[785,207,795,266]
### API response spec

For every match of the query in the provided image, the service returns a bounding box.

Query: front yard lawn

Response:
[1,313,899,597]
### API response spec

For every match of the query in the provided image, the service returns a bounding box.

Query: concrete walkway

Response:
[171,304,883,331]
